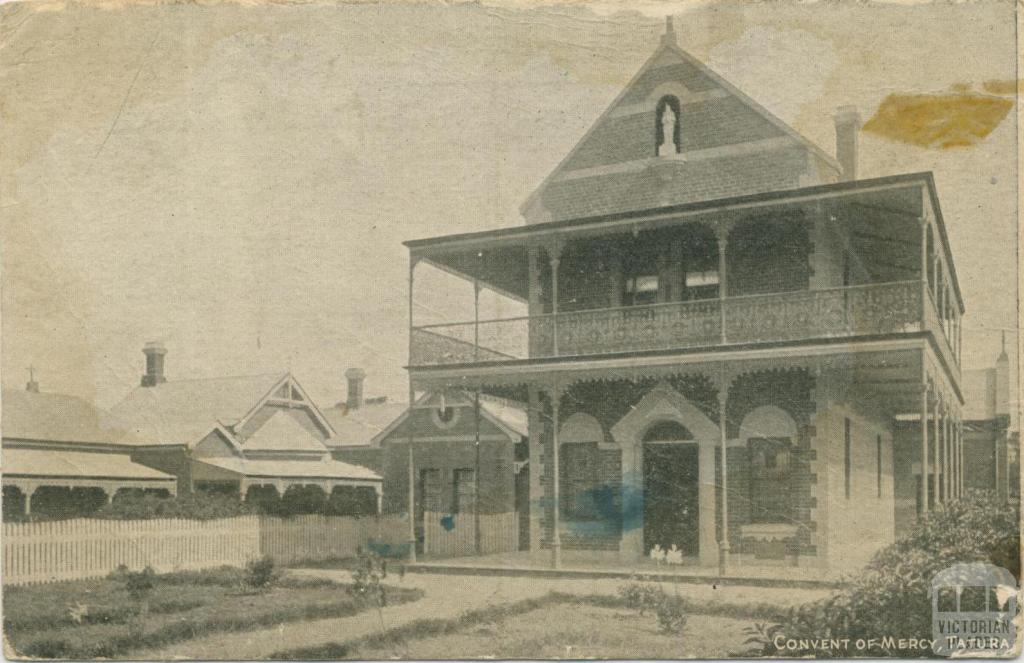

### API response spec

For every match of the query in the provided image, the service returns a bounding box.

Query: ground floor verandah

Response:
[407,342,964,575]
[409,548,843,586]
[2,446,178,519]
[190,456,384,515]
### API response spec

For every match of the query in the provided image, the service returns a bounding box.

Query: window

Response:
[844,418,852,499]
[748,437,792,523]
[684,269,720,300]
[453,468,475,513]
[418,469,442,514]
[559,442,601,520]
[624,274,659,306]
[876,434,883,498]
[655,95,681,156]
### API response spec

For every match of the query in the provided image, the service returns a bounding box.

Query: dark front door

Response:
[643,443,699,556]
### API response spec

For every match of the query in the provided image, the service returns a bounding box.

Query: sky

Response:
[0,0,1018,416]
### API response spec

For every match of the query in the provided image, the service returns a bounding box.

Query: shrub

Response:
[280,485,328,516]
[94,492,255,521]
[348,547,389,608]
[754,491,1020,657]
[245,556,278,590]
[616,577,688,635]
[124,567,156,600]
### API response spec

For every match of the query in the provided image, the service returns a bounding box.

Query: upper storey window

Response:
[624,274,659,306]
[655,95,681,157]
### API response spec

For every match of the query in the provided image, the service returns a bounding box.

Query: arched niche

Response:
[560,412,609,448]
[738,405,798,442]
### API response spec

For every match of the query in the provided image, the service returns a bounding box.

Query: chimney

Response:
[345,367,366,410]
[834,106,861,182]
[141,341,168,387]
[996,331,1010,417]
[25,365,39,393]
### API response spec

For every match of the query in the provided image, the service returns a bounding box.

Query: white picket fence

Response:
[259,514,408,564]
[2,514,409,586]
[422,511,519,558]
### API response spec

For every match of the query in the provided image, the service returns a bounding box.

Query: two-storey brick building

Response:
[402,20,966,574]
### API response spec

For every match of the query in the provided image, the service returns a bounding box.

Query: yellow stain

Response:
[863,93,1012,149]
[982,79,1022,96]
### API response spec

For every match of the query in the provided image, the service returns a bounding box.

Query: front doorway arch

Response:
[641,421,699,557]
[611,382,720,565]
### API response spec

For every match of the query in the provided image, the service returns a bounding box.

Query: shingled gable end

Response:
[521,18,842,225]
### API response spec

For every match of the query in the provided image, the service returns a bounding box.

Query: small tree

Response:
[244,556,278,590]
[122,566,156,639]
[349,547,389,631]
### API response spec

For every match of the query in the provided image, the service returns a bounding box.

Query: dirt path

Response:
[131,569,831,660]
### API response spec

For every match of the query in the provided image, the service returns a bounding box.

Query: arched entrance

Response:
[611,382,720,564]
[642,421,698,556]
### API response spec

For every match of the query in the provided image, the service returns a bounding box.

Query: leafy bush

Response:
[245,556,278,590]
[348,547,389,608]
[124,567,156,599]
[94,492,255,520]
[753,491,1020,657]
[616,577,688,635]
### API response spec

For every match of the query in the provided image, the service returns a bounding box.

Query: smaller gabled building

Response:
[325,369,528,557]
[110,343,381,511]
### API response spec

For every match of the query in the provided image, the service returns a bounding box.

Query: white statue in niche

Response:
[657,104,678,157]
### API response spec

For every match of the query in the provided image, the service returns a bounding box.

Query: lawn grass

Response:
[271,591,785,659]
[4,565,423,659]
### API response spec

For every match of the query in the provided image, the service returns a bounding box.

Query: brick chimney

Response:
[141,341,168,387]
[834,106,861,182]
[345,367,366,410]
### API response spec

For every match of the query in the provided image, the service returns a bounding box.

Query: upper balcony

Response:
[405,174,964,379]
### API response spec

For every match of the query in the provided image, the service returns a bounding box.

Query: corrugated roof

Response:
[323,401,409,447]
[195,456,381,481]
[3,447,176,482]
[244,410,329,453]
[109,373,286,446]
[1,389,131,445]
[323,394,528,448]
[480,398,528,437]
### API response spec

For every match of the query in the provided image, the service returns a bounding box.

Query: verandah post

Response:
[920,381,929,517]
[407,256,418,563]
[549,382,562,569]
[717,366,730,576]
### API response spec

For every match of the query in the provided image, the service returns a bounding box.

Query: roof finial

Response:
[26,364,39,393]
[661,15,677,47]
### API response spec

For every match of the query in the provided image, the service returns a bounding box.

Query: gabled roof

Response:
[109,373,287,446]
[326,391,527,449]
[521,27,839,217]
[1,388,131,446]
[323,401,410,448]
[243,409,329,453]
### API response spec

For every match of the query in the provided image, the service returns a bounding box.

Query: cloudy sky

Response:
[0,0,1017,413]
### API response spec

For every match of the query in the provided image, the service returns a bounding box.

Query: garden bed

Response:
[273,591,784,659]
[3,564,423,659]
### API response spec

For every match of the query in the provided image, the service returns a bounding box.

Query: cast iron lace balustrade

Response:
[410,281,924,366]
